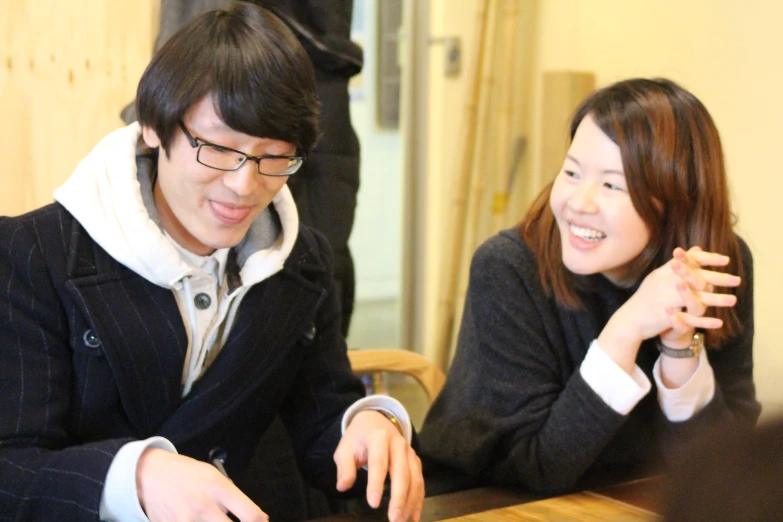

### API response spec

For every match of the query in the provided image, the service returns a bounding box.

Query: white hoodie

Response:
[53,123,411,521]
[56,122,300,396]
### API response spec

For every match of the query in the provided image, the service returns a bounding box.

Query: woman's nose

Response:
[567,182,599,213]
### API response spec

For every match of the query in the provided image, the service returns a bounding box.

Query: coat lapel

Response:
[63,219,329,444]
[65,270,186,438]
[159,246,327,445]
[63,219,187,438]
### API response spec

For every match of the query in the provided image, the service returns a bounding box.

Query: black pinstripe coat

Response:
[0,203,365,521]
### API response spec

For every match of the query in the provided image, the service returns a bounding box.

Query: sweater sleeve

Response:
[653,348,715,421]
[419,234,633,493]
[580,339,651,414]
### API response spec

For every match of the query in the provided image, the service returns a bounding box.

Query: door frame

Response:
[400,0,430,354]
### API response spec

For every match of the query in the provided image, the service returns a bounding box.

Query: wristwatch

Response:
[371,408,404,436]
[657,332,704,358]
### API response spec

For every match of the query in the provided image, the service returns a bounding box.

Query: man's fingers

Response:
[194,506,239,522]
[386,436,410,522]
[220,499,268,522]
[405,447,424,522]
[333,438,359,492]
[216,482,268,522]
[365,430,390,508]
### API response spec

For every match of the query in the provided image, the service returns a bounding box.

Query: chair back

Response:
[347,349,446,403]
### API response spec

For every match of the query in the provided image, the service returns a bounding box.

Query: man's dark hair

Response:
[136,1,320,155]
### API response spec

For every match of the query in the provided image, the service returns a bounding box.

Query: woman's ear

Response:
[141,126,161,149]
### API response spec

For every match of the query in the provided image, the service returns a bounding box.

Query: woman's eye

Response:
[603,182,624,191]
[564,170,579,179]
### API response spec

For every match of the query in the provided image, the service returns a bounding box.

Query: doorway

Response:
[347,0,409,350]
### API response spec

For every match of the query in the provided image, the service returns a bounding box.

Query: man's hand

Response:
[137,448,268,522]
[334,410,424,522]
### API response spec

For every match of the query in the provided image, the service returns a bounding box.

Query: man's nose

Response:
[222,160,259,196]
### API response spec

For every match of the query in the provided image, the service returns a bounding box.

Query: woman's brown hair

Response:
[521,78,742,348]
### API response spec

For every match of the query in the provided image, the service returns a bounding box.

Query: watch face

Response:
[692,332,705,355]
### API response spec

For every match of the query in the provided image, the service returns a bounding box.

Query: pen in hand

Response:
[209,447,231,481]
[209,447,241,522]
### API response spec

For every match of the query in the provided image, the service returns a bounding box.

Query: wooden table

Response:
[307,477,665,522]
[441,478,663,521]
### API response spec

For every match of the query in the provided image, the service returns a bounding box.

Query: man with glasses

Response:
[0,3,422,522]
[179,122,305,178]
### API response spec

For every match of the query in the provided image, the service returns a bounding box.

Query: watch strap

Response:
[370,408,404,436]
[657,332,704,358]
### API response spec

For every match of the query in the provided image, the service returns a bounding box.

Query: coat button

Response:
[194,293,212,310]
[303,323,317,341]
[83,329,101,348]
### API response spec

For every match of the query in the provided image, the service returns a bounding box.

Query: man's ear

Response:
[141,126,161,149]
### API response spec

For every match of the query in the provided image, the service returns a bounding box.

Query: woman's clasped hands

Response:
[656,246,740,347]
[600,246,741,375]
[630,246,740,348]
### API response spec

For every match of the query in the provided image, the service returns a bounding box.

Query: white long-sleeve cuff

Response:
[580,339,652,415]
[341,395,413,444]
[653,347,715,422]
[99,437,177,522]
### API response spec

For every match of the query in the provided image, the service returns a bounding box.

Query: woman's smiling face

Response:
[549,114,651,285]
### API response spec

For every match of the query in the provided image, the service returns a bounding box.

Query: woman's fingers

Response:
[671,260,709,291]
[674,275,737,329]
[677,283,706,317]
[676,246,731,268]
[700,269,741,288]
[670,309,724,330]
[665,306,693,338]
[672,261,741,291]
[699,291,738,308]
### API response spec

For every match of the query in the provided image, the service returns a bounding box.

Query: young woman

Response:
[419,78,760,494]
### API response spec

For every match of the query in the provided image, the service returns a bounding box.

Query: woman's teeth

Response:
[570,224,606,242]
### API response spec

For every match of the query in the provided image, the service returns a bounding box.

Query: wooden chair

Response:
[347,349,446,404]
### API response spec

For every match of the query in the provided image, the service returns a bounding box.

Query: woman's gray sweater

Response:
[419,228,760,493]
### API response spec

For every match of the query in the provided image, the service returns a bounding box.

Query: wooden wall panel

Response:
[0,1,158,216]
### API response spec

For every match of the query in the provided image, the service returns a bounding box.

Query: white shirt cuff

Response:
[580,339,652,415]
[653,347,715,422]
[341,395,413,444]
[99,437,177,522]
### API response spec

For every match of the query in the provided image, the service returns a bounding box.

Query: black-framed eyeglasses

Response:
[179,122,304,177]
